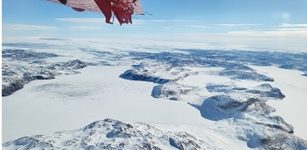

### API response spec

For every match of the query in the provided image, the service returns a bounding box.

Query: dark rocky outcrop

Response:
[120,69,170,84]
[2,49,58,61]
[247,84,285,99]
[2,57,87,96]
[219,69,274,81]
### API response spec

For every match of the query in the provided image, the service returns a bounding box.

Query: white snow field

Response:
[3,66,198,139]
[3,65,249,149]
[2,66,205,139]
[4,64,307,149]
[253,66,307,140]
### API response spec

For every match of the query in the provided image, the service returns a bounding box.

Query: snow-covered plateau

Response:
[2,39,307,150]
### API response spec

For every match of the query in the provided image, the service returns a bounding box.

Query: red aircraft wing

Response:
[48,0,144,25]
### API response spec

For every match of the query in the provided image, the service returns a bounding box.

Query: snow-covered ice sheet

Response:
[253,66,307,140]
[3,40,307,149]
[2,66,210,142]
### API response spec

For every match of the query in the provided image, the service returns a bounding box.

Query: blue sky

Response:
[3,0,307,51]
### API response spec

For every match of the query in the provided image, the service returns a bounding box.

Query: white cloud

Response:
[277,28,307,32]
[280,24,307,28]
[141,19,192,22]
[56,18,104,23]
[3,24,57,31]
[188,24,261,29]
[132,19,192,26]
[68,26,104,30]
[216,24,261,27]
[227,29,307,37]
[190,25,212,29]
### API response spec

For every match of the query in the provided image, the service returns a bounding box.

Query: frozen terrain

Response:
[2,39,307,149]
[3,118,246,150]
[253,66,307,140]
